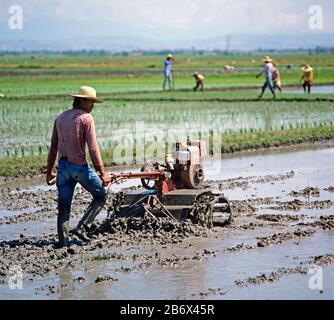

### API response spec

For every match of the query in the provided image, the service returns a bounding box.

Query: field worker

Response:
[256,56,276,99]
[46,86,115,248]
[300,64,314,94]
[162,53,174,90]
[272,62,282,93]
[193,72,205,91]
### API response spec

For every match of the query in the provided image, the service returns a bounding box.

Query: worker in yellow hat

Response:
[300,64,314,94]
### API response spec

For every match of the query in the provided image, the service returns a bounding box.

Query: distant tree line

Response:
[1,47,334,56]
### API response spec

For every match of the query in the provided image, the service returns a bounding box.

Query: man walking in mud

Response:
[46,86,113,248]
[256,56,276,99]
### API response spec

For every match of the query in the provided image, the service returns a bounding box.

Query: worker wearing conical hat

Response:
[193,72,205,91]
[300,64,314,94]
[256,56,276,99]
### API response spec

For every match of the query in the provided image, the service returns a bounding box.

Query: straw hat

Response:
[262,56,272,63]
[70,86,103,103]
[302,64,313,72]
[167,53,173,58]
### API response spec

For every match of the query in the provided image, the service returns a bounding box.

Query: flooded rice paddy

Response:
[283,85,334,94]
[0,143,333,300]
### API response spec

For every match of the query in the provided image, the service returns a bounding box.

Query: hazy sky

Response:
[1,0,333,40]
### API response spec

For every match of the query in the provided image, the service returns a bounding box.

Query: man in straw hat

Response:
[46,86,115,247]
[256,56,276,99]
[162,53,174,90]
[300,64,314,94]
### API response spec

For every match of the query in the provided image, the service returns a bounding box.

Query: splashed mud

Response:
[1,145,334,299]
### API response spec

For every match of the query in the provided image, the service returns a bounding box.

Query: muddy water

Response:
[0,144,334,300]
[283,85,334,94]
[206,145,334,201]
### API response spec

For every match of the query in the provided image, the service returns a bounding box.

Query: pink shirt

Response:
[50,108,103,168]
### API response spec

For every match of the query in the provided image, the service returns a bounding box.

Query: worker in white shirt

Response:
[256,56,276,99]
[193,73,205,91]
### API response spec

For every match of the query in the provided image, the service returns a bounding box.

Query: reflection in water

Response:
[284,85,334,94]
[58,270,75,300]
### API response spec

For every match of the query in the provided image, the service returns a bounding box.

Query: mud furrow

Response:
[235,253,334,287]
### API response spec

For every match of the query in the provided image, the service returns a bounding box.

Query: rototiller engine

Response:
[109,139,232,228]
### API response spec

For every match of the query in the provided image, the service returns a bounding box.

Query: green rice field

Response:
[0,53,334,176]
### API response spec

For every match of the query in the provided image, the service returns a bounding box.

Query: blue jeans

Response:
[260,77,275,96]
[56,158,107,245]
[163,74,173,90]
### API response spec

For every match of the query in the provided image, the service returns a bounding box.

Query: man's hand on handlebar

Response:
[100,172,112,187]
[110,173,118,182]
[100,172,119,187]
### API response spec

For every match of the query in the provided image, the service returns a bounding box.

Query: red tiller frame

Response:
[113,171,165,182]
[112,171,175,193]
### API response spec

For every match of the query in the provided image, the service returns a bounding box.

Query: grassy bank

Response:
[1,53,334,70]
[1,126,333,178]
